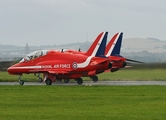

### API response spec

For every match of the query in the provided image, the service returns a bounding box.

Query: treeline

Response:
[0,61,12,71]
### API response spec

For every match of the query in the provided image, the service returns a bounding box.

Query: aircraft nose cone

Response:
[7,66,15,74]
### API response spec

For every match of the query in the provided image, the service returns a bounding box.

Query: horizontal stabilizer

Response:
[126,58,144,64]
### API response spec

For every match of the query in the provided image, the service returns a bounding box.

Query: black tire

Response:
[45,78,52,85]
[77,78,83,85]
[64,79,69,83]
[19,80,24,85]
[92,76,98,82]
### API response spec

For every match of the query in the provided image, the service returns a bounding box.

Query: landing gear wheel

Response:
[90,76,98,82]
[45,78,52,85]
[64,79,69,83]
[77,78,83,85]
[38,77,43,83]
[19,80,24,85]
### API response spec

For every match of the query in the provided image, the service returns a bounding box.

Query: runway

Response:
[0,81,166,86]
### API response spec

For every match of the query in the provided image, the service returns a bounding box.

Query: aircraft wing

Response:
[90,59,108,66]
[109,56,124,62]
[30,69,72,74]
[110,56,144,63]
[47,70,69,74]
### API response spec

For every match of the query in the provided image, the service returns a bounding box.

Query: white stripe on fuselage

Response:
[9,66,42,69]
[106,33,121,57]
[77,56,93,68]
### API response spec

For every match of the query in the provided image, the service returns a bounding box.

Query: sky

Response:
[1,0,166,46]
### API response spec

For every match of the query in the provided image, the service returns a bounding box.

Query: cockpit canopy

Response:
[20,50,49,62]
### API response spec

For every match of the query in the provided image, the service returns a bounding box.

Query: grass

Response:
[97,68,166,81]
[1,68,166,82]
[0,72,37,82]
[0,86,166,120]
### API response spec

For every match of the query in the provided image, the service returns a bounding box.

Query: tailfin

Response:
[85,32,108,57]
[95,32,108,57]
[105,32,123,57]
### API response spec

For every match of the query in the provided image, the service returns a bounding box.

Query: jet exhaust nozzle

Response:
[108,63,112,68]
[123,62,127,67]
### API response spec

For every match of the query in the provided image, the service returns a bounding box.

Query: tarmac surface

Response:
[0,81,166,86]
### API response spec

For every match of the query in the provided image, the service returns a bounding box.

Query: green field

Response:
[97,69,166,81]
[1,68,166,82]
[1,65,166,120]
[0,86,166,120]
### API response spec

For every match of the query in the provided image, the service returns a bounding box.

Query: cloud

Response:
[0,0,166,46]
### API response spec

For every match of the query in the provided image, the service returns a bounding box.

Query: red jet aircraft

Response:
[7,32,112,85]
[65,32,143,82]
[105,32,143,72]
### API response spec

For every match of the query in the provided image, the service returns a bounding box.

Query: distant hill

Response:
[122,38,166,53]
[1,38,166,63]
[1,38,166,53]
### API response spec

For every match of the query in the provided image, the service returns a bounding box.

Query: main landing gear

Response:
[45,78,52,85]
[17,74,83,85]
[44,73,55,85]
[45,77,83,85]
[90,76,98,82]
[75,78,83,85]
[18,75,24,85]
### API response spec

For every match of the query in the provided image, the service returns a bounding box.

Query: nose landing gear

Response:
[18,75,24,85]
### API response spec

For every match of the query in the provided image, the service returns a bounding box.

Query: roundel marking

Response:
[72,62,77,70]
